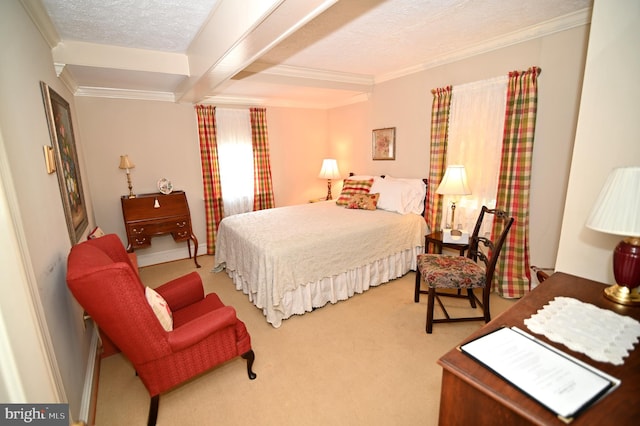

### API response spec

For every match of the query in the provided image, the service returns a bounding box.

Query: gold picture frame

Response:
[41,81,88,244]
[372,127,396,160]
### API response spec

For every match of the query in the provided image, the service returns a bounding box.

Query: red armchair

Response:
[66,234,255,425]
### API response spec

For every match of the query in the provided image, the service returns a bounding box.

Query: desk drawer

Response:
[127,225,150,248]
[127,217,191,247]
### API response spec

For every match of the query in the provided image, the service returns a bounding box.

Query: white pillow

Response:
[370,177,425,215]
[383,176,426,214]
[145,287,173,331]
[384,176,426,194]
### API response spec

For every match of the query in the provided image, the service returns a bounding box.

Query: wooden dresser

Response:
[437,272,640,425]
[121,191,200,267]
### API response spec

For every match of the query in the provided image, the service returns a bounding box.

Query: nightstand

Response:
[424,231,468,256]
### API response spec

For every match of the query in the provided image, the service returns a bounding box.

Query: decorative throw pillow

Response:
[336,178,374,206]
[346,193,380,210]
[145,287,173,331]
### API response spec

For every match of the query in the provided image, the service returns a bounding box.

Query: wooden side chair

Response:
[414,206,514,333]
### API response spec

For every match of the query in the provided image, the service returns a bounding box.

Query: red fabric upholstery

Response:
[66,234,253,397]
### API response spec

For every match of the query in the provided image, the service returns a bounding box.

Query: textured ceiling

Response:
[261,0,591,77]
[34,0,593,108]
[41,0,219,52]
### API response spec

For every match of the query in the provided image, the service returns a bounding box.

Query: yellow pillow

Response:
[145,287,173,331]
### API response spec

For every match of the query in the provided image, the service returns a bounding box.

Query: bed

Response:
[213,175,429,327]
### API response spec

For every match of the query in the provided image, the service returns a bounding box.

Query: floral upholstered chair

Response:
[414,206,514,333]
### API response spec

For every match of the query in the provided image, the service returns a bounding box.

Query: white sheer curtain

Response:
[216,108,254,217]
[445,76,508,234]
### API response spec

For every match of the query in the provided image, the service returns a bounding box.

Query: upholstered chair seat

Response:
[416,255,486,289]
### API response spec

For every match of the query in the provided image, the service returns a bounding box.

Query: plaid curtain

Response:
[250,107,275,210]
[426,86,452,251]
[492,67,541,297]
[195,105,224,255]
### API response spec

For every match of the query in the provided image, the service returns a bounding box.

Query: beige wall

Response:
[556,0,640,283]
[0,0,94,419]
[75,97,204,263]
[76,100,330,265]
[266,107,329,204]
[329,25,590,275]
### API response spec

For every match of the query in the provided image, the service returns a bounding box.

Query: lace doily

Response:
[524,296,640,365]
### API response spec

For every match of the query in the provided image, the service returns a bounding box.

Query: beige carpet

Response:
[95,256,516,425]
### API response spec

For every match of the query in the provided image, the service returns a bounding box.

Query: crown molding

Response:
[244,63,374,86]
[201,94,335,109]
[377,7,592,84]
[74,87,176,102]
[20,0,60,49]
[199,95,266,106]
[202,91,370,109]
[54,63,78,95]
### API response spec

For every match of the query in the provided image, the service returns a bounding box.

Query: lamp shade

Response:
[586,166,640,237]
[119,155,135,170]
[318,159,341,180]
[436,165,471,196]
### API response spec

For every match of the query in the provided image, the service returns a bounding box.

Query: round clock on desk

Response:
[157,178,173,194]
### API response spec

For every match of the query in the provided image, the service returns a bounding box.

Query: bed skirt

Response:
[223,246,422,328]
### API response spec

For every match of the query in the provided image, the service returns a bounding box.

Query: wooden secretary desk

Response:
[121,191,200,268]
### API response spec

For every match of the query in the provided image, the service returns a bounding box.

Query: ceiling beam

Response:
[176,0,338,103]
[235,63,374,92]
[51,41,189,76]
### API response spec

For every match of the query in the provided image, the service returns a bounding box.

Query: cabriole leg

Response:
[242,350,257,380]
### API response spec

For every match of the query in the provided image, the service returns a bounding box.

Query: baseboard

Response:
[136,243,208,267]
[79,326,101,425]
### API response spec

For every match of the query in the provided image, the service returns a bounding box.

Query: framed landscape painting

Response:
[372,127,396,160]
[41,81,88,244]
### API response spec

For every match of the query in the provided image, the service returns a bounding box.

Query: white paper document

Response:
[459,327,620,421]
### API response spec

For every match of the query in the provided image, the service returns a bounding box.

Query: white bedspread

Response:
[214,201,427,327]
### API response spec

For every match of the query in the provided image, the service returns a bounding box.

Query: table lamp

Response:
[436,165,471,230]
[119,155,136,198]
[318,159,341,200]
[586,166,640,305]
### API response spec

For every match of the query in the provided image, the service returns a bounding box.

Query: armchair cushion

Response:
[155,271,204,311]
[168,305,238,352]
[145,287,173,331]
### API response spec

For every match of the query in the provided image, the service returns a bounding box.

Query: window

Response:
[216,108,254,216]
[445,76,507,233]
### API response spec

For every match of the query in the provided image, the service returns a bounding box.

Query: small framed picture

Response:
[372,127,395,160]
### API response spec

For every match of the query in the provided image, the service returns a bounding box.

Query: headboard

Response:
[348,173,428,186]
